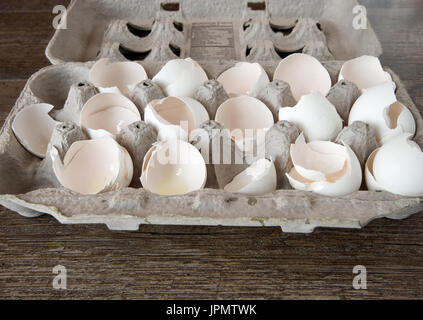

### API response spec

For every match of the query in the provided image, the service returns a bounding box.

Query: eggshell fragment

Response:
[339,56,393,91]
[215,95,274,153]
[152,58,208,97]
[144,96,209,141]
[141,140,207,196]
[51,138,133,195]
[273,53,332,101]
[12,103,60,158]
[217,62,270,97]
[89,58,148,96]
[224,159,277,196]
[286,134,362,197]
[81,93,141,139]
[365,134,423,196]
[348,82,416,144]
[279,92,343,142]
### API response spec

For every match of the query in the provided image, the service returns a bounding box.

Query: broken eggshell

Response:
[365,134,423,196]
[273,53,332,101]
[224,158,277,196]
[348,82,416,144]
[51,138,134,195]
[339,55,393,91]
[286,134,362,197]
[279,92,343,142]
[144,96,209,141]
[215,95,274,153]
[141,140,207,196]
[89,58,148,97]
[152,58,208,98]
[81,93,142,139]
[217,62,270,97]
[12,103,60,158]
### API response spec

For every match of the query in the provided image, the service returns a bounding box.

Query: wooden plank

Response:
[0,12,55,80]
[0,0,71,13]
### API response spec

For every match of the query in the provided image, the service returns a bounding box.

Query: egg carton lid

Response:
[1,60,422,233]
[46,0,382,64]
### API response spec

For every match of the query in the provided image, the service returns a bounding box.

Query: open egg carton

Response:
[1,0,422,233]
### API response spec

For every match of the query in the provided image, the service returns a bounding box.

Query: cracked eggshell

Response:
[279,92,343,142]
[273,53,332,101]
[89,58,148,97]
[348,82,416,144]
[286,134,362,197]
[141,140,207,196]
[12,103,60,158]
[152,58,208,98]
[339,55,393,91]
[365,134,423,196]
[224,158,277,196]
[51,138,134,195]
[144,96,209,141]
[217,62,270,97]
[215,95,274,152]
[81,93,142,139]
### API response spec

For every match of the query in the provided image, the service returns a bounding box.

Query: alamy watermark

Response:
[352,5,368,30]
[52,265,67,290]
[352,265,367,290]
[52,5,67,30]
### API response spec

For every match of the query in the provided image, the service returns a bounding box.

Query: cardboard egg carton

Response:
[1,0,422,233]
[1,60,422,233]
[46,0,382,64]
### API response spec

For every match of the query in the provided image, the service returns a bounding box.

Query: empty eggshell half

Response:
[279,92,343,142]
[12,103,60,158]
[286,134,362,197]
[365,133,423,196]
[217,62,270,97]
[224,158,277,196]
[51,138,134,195]
[152,58,208,97]
[144,96,209,141]
[273,53,332,101]
[90,58,148,96]
[81,93,142,139]
[141,140,207,196]
[348,82,416,144]
[339,55,393,91]
[215,95,274,152]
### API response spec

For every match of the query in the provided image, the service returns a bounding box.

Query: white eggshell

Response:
[286,134,362,197]
[348,82,416,144]
[152,58,208,97]
[224,158,277,196]
[273,53,332,101]
[51,138,133,195]
[12,103,60,158]
[81,93,141,139]
[217,62,270,97]
[279,92,343,142]
[144,96,209,141]
[364,149,385,192]
[371,134,423,196]
[90,58,148,97]
[141,140,207,196]
[339,55,393,91]
[215,95,274,153]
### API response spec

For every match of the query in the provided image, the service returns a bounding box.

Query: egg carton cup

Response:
[1,60,423,233]
[46,0,382,64]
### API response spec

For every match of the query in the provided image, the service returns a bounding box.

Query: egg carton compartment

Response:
[46,0,382,64]
[0,60,422,233]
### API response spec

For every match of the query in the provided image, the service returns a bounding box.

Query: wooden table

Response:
[0,0,422,300]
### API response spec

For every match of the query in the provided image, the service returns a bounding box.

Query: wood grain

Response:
[0,0,423,300]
